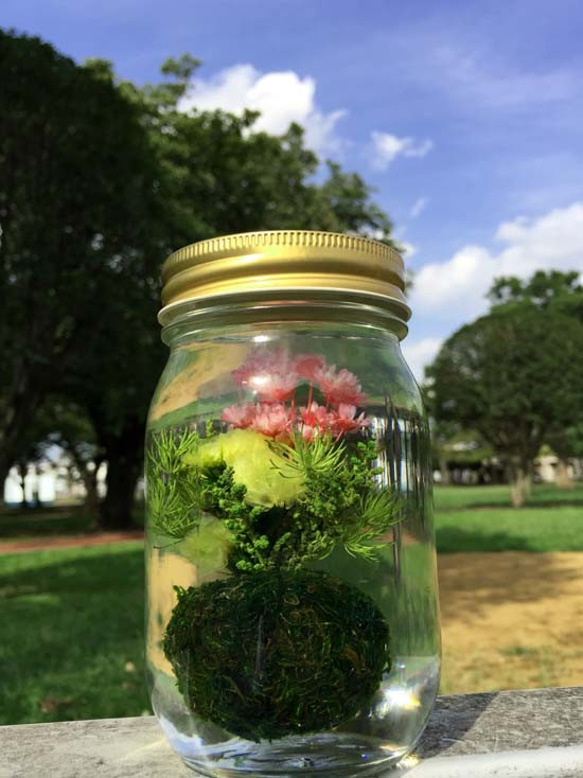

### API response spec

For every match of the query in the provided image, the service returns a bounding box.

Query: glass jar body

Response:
[145,313,441,777]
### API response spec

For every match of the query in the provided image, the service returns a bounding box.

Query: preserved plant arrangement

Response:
[145,230,441,776]
[148,351,402,741]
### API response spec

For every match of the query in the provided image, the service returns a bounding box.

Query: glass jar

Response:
[145,231,441,777]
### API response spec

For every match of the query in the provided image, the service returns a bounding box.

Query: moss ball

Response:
[163,569,390,741]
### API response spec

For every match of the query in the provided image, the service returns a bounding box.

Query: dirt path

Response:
[0,531,144,554]
[438,552,583,693]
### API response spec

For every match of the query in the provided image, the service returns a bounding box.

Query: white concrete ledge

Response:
[1,687,582,777]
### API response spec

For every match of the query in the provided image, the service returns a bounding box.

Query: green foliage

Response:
[274,436,402,565]
[163,569,390,741]
[343,490,403,560]
[0,29,159,489]
[489,270,583,317]
[426,270,583,499]
[197,461,271,572]
[426,300,583,505]
[491,271,583,462]
[1,31,404,740]
[146,429,202,539]
[270,432,347,477]
[485,271,583,462]
[148,429,402,569]
[147,422,402,568]
[312,161,397,245]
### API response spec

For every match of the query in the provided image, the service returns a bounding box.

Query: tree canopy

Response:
[0,34,399,526]
[0,29,160,496]
[427,277,583,505]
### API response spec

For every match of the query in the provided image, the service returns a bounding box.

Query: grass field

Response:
[0,505,144,542]
[0,506,95,540]
[0,543,148,725]
[434,482,583,510]
[1,482,582,725]
[434,483,583,553]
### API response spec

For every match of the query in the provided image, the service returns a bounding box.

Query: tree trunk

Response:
[439,454,451,485]
[78,457,103,520]
[0,360,44,506]
[509,465,530,508]
[18,463,27,509]
[83,475,101,518]
[97,420,144,531]
[99,462,140,531]
[0,463,8,507]
[523,470,533,498]
[59,438,104,521]
[555,457,574,490]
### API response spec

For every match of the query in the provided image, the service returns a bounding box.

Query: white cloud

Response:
[410,197,428,219]
[400,241,418,257]
[410,202,583,321]
[431,44,576,112]
[401,337,443,382]
[385,28,578,116]
[179,64,347,154]
[370,132,433,170]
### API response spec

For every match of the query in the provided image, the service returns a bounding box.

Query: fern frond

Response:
[270,433,345,478]
[341,488,403,561]
[147,427,202,539]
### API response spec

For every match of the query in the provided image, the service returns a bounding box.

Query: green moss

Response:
[163,569,390,741]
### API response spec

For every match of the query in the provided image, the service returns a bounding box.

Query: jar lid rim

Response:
[160,230,410,325]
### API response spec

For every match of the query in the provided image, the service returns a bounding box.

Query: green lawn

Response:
[0,505,144,542]
[0,506,95,540]
[434,482,583,511]
[0,543,148,725]
[434,483,583,553]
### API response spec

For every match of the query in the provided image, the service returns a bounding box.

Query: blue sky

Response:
[3,0,583,377]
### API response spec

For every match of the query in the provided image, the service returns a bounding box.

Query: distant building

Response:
[2,451,107,507]
[535,454,582,483]
[434,434,583,486]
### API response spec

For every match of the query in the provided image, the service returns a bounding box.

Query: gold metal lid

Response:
[159,230,410,329]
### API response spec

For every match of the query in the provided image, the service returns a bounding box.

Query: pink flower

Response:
[231,357,268,388]
[232,349,298,402]
[314,365,368,407]
[254,373,298,403]
[329,404,370,435]
[299,402,330,429]
[300,425,318,442]
[249,403,294,438]
[221,403,256,429]
[232,349,293,386]
[293,354,327,382]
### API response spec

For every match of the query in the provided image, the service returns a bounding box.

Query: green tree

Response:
[489,270,583,487]
[59,270,161,529]
[427,303,583,507]
[41,400,105,516]
[489,270,583,315]
[0,30,159,493]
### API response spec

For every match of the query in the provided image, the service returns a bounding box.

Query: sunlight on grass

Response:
[434,483,583,553]
[0,543,147,725]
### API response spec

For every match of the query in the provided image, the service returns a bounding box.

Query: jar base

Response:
[174,731,410,777]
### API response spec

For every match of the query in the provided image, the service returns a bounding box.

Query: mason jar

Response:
[145,231,441,776]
